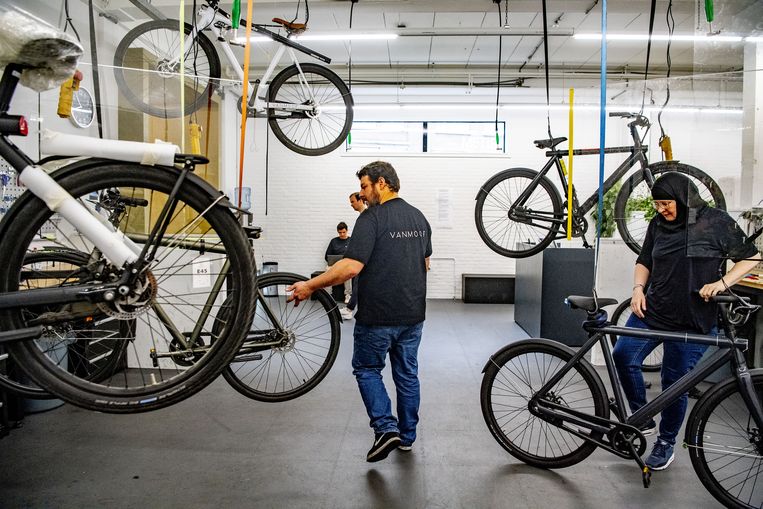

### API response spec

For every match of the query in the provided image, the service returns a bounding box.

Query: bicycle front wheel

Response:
[615,162,726,255]
[481,339,609,468]
[475,168,563,258]
[609,298,662,372]
[686,372,763,509]
[222,272,341,402]
[267,63,354,156]
[0,162,255,412]
[113,19,221,118]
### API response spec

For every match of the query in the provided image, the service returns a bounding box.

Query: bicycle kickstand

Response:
[627,441,652,488]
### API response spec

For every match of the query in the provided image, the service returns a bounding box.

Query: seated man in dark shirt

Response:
[325,221,350,262]
[325,222,353,319]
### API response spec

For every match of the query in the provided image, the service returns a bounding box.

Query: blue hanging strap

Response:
[593,0,608,296]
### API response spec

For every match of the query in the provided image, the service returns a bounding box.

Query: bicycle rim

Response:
[222,273,340,402]
[481,340,608,468]
[113,20,220,118]
[688,373,763,508]
[1,163,254,412]
[268,63,353,156]
[475,169,562,258]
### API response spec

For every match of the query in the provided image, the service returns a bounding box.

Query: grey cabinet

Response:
[515,248,595,346]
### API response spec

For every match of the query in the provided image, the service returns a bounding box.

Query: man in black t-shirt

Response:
[288,161,431,463]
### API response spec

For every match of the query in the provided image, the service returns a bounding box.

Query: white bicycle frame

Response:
[184,4,319,115]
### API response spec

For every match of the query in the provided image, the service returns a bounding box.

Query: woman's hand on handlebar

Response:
[631,287,647,318]
[699,280,728,302]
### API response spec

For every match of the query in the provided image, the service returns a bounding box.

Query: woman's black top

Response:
[637,207,757,334]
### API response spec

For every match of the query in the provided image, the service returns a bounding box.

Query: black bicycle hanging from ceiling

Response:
[474,112,725,258]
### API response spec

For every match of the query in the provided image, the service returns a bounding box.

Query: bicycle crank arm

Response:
[0,283,119,310]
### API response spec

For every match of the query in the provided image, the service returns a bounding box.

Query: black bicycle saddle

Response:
[533,137,568,149]
[566,295,618,312]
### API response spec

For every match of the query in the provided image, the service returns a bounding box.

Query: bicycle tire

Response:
[475,168,563,258]
[113,19,221,118]
[221,272,341,402]
[609,298,663,372]
[480,339,609,468]
[0,162,255,413]
[614,162,726,255]
[0,248,121,400]
[686,371,763,508]
[267,63,354,156]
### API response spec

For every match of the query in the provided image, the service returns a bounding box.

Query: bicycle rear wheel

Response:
[267,63,354,156]
[609,298,662,372]
[480,339,609,468]
[475,168,563,258]
[686,372,763,509]
[614,162,726,255]
[222,272,341,402]
[113,19,221,118]
[0,162,255,412]
[0,249,126,400]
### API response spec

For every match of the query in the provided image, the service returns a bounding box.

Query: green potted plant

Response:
[591,182,621,237]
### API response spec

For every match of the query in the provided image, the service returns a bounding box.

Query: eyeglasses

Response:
[652,200,675,211]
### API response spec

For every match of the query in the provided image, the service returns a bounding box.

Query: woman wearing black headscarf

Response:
[613,172,760,471]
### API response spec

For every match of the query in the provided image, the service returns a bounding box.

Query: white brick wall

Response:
[224,85,744,299]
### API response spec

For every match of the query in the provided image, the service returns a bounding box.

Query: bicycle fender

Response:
[0,158,240,240]
[481,337,578,373]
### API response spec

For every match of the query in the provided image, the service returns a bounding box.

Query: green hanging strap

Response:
[232,0,241,28]
[704,0,714,23]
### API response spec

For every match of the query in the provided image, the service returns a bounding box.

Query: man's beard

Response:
[365,189,380,207]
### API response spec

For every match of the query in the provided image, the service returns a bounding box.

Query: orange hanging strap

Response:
[237,0,255,208]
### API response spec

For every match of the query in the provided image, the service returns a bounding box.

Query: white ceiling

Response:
[101,0,762,87]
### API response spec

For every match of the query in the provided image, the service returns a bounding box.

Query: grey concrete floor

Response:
[0,300,722,508]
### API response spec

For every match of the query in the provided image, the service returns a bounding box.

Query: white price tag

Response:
[193,257,211,288]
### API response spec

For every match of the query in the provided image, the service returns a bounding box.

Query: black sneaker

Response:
[639,420,657,436]
[367,432,401,462]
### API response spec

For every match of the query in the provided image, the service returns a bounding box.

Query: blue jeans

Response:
[352,322,424,446]
[612,314,709,445]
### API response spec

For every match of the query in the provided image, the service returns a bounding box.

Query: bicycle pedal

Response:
[642,466,651,488]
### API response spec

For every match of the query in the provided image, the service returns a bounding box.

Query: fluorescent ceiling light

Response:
[747,36,763,43]
[575,33,743,42]
[232,35,271,44]
[294,33,398,41]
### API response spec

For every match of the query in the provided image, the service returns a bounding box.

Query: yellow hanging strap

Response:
[179,1,186,151]
[566,88,575,240]
[57,70,82,118]
[189,123,202,154]
[237,0,255,208]
[659,134,673,161]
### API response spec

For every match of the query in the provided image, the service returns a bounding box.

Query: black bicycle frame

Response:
[509,120,650,237]
[529,311,763,452]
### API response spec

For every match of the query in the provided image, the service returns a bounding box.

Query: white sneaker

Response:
[340,308,353,320]
[344,295,351,304]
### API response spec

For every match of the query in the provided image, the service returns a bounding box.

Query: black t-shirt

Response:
[343,197,432,325]
[325,236,351,262]
[636,207,757,334]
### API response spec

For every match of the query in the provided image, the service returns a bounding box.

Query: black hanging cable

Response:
[639,0,658,115]
[493,1,503,148]
[541,0,553,139]
[657,0,674,139]
[87,0,103,139]
[349,0,357,92]
[63,0,81,42]
[290,0,301,23]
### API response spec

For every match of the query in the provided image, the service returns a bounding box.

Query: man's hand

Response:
[287,281,313,306]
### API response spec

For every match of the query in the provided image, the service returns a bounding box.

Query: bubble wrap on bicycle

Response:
[0,8,82,91]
